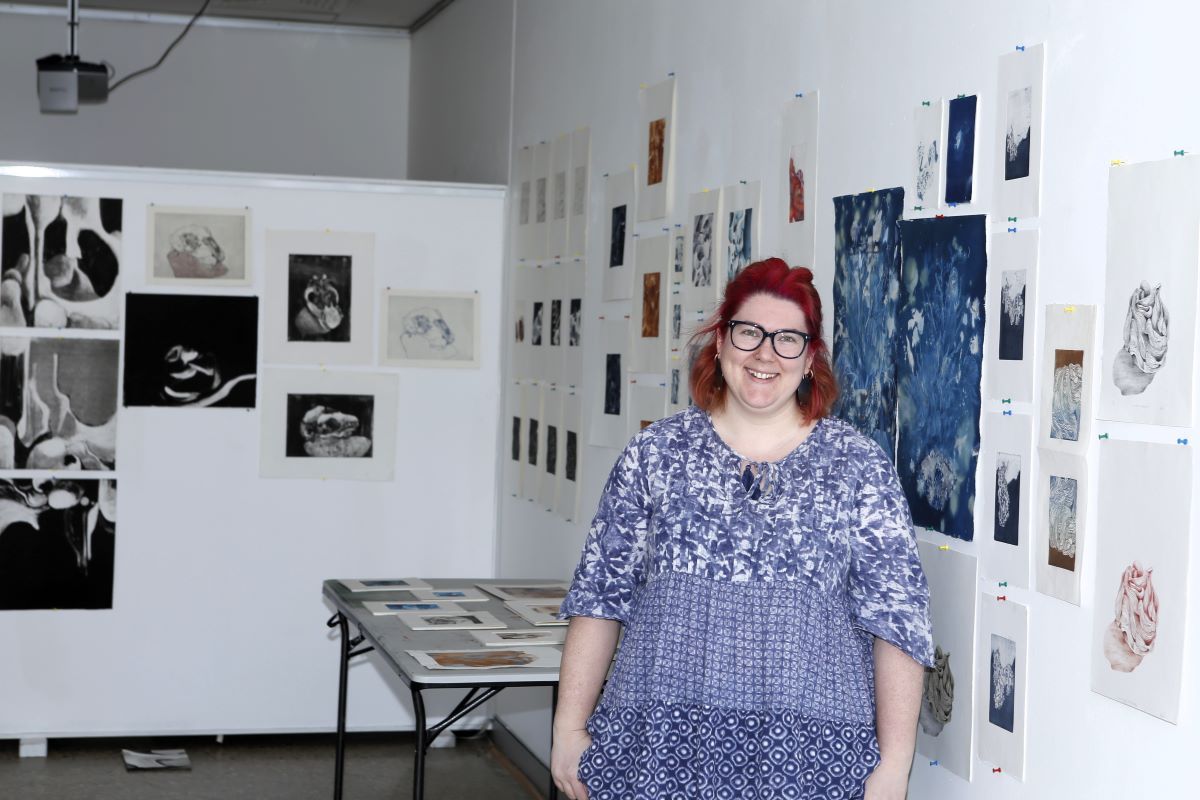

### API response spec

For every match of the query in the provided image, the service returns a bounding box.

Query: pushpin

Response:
[938,545,950,551]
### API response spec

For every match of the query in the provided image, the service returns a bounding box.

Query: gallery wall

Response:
[0,7,410,179]
[0,164,505,737]
[448,1,1200,797]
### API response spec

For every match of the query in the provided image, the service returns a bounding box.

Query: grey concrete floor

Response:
[0,732,543,800]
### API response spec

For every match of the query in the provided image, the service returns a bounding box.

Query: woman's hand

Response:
[550,726,592,800]
[863,758,910,800]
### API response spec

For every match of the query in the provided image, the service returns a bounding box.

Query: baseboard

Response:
[491,718,550,798]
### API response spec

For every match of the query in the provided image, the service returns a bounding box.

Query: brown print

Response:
[640,420,654,430]
[642,272,661,338]
[431,650,536,668]
[1054,349,1083,370]
[648,118,666,185]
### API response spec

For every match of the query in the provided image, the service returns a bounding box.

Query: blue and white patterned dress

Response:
[560,406,934,800]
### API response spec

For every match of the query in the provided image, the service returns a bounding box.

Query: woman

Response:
[552,258,933,800]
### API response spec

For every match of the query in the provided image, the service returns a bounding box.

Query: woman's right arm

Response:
[550,615,621,800]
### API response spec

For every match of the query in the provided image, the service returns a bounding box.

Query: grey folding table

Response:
[323,579,562,800]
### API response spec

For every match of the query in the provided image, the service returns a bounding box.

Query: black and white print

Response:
[994,452,1021,546]
[147,206,249,285]
[610,205,627,268]
[511,416,521,462]
[568,299,582,346]
[527,418,539,466]
[988,634,1016,732]
[532,301,544,346]
[565,430,578,482]
[382,290,479,368]
[285,393,374,458]
[536,177,548,224]
[726,208,753,285]
[554,171,567,221]
[1004,87,1032,181]
[692,212,713,288]
[287,254,351,342]
[546,424,558,475]
[550,299,562,347]
[1047,474,1078,571]
[998,269,1026,361]
[604,354,621,416]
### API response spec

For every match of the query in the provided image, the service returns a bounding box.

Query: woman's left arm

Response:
[863,637,924,799]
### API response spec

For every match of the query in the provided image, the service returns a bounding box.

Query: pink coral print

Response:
[1102,561,1158,673]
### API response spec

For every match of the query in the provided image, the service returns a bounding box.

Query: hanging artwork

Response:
[504,381,523,498]
[984,230,1039,403]
[588,317,629,449]
[548,132,571,259]
[554,390,582,522]
[529,140,552,261]
[568,127,591,258]
[537,265,566,386]
[831,188,904,458]
[1035,448,1088,605]
[779,91,819,266]
[944,95,978,205]
[1099,157,1200,427]
[146,205,251,286]
[910,100,943,215]
[519,381,541,501]
[1039,304,1096,452]
[1091,440,1191,724]
[638,76,676,222]
[259,368,398,481]
[978,412,1033,589]
[509,264,534,382]
[1,193,122,329]
[513,146,533,261]
[0,477,117,610]
[720,180,761,291]
[602,169,636,301]
[631,235,670,374]
[915,543,977,781]
[896,215,986,540]
[626,382,667,440]
[683,188,724,318]
[380,289,478,369]
[976,594,1028,779]
[537,384,562,511]
[562,261,585,390]
[994,44,1045,217]
[0,337,118,470]
[123,293,258,409]
[264,230,374,365]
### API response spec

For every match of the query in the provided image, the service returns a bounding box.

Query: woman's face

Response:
[715,293,812,418]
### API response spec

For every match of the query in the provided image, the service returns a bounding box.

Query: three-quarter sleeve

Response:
[846,444,935,668]
[559,437,652,625]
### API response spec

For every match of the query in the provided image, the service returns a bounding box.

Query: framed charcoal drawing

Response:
[146,205,251,287]
[380,289,479,369]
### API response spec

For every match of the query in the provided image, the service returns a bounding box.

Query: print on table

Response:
[726,208,753,284]
[1113,282,1168,396]
[994,452,1021,546]
[609,205,627,268]
[648,118,666,186]
[1050,349,1084,441]
[285,393,373,458]
[919,645,954,736]
[287,254,351,342]
[999,270,1026,361]
[1005,87,1032,181]
[1103,562,1158,673]
[1047,474,1078,571]
[642,272,661,338]
[945,95,977,204]
[989,634,1016,732]
[788,148,805,223]
[568,299,582,346]
[604,354,621,415]
[692,212,714,287]
[430,650,535,668]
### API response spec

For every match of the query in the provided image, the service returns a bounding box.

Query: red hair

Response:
[688,258,838,419]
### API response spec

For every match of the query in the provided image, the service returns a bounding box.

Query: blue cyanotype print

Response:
[945,95,977,204]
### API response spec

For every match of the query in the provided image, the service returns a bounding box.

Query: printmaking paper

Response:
[683,187,724,318]
[514,145,534,260]
[520,381,542,501]
[994,44,1045,217]
[626,382,667,440]
[528,278,548,384]
[406,647,562,671]
[146,204,250,286]
[1099,157,1200,427]
[977,594,1029,779]
[537,384,563,511]
[504,381,524,497]
[779,92,819,265]
[264,229,374,365]
[411,587,491,603]
[471,629,567,647]
[603,169,636,301]
[1034,448,1088,605]
[548,132,571,258]
[589,317,630,449]
[399,610,506,631]
[1091,440,1192,723]
[568,127,591,258]
[555,390,583,521]
[542,266,566,386]
[259,368,397,480]
[944,95,979,205]
[123,294,257,409]
[978,412,1033,589]
[506,600,568,626]
[509,264,534,381]
[638,76,676,222]
[831,188,904,456]
[910,101,944,215]
[381,289,478,369]
[1,193,122,329]
[530,140,552,261]
[915,542,978,781]
[477,583,569,602]
[896,215,987,539]
[364,601,464,615]
[720,180,762,293]
[341,577,431,592]
[985,231,1039,403]
[562,262,585,390]
[0,337,117,470]
[1039,304,1097,453]
[631,234,670,373]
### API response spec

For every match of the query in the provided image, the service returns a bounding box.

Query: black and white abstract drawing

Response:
[0,337,118,470]
[671,302,682,342]
[994,452,1021,546]
[147,206,249,285]
[989,634,1016,732]
[123,294,258,408]
[692,211,713,288]
[550,299,561,347]
[0,478,116,610]
[527,418,539,467]
[565,431,577,482]
[911,100,943,210]
[1112,282,1168,396]
[285,393,373,458]
[670,367,681,406]
[604,354,621,416]
[382,290,479,368]
[536,176,547,224]
[609,205,627,268]
[915,139,940,207]
[511,416,520,463]
[1005,87,1032,181]
[287,254,351,343]
[998,270,1026,361]
[554,171,567,221]
[726,208,753,285]
[546,424,558,476]
[674,234,685,275]
[1047,474,1078,571]
[919,645,954,737]
[1,194,122,329]
[1050,349,1084,441]
[568,299,582,346]
[532,301,544,347]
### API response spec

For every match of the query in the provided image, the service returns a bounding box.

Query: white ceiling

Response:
[14,0,452,30]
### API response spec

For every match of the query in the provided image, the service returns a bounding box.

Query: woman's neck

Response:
[709,403,815,463]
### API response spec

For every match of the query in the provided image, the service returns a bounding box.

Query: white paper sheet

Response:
[626,382,667,440]
[588,317,630,449]
[504,381,523,498]
[602,169,637,301]
[1098,157,1200,427]
[520,381,542,501]
[527,274,550,383]
[509,263,535,381]
[994,44,1045,217]
[568,128,591,258]
[683,187,724,319]
[145,204,252,287]
[540,265,566,386]
[638,77,676,222]
[555,390,583,521]
[514,146,534,261]
[631,234,671,374]
[720,180,762,293]
[976,594,1029,780]
[909,101,944,216]
[380,289,479,369]
[978,412,1034,589]
[547,132,571,259]
[537,383,563,511]
[1034,448,1088,605]
[779,92,819,266]
[1091,440,1192,723]
[915,542,978,781]
[562,260,586,391]
[985,230,1039,403]
[530,140,552,261]
[1038,304,1097,453]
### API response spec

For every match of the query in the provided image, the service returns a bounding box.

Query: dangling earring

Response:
[796,369,814,400]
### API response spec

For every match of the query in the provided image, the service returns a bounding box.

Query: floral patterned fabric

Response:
[561,407,933,799]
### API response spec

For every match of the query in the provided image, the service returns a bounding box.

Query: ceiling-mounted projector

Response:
[37,54,109,114]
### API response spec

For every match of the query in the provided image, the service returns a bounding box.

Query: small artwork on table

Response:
[1050,349,1083,442]
[994,452,1021,546]
[988,634,1016,732]
[1047,474,1078,571]
[692,212,714,288]
[945,95,977,204]
[381,290,479,368]
[284,393,374,458]
[726,208,753,285]
[1005,87,1032,181]
[287,254,351,343]
[123,294,258,409]
[147,205,250,285]
[1,194,122,329]
[1112,282,1168,397]
[609,205,627,268]
[341,577,431,592]
[406,647,562,671]
[363,601,464,615]
[642,273,661,338]
[788,148,805,223]
[471,628,567,647]
[648,118,666,186]
[477,583,569,601]
[604,354,621,415]
[999,270,1026,360]
[506,600,567,626]
[400,611,505,631]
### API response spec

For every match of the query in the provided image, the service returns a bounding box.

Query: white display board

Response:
[0,162,505,738]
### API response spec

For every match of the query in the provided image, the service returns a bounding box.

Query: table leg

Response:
[548,683,559,800]
[333,612,351,800]
[411,685,427,800]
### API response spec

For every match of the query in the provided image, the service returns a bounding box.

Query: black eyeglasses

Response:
[727,320,811,359]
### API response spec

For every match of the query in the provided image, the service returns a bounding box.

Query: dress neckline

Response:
[697,406,825,468]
